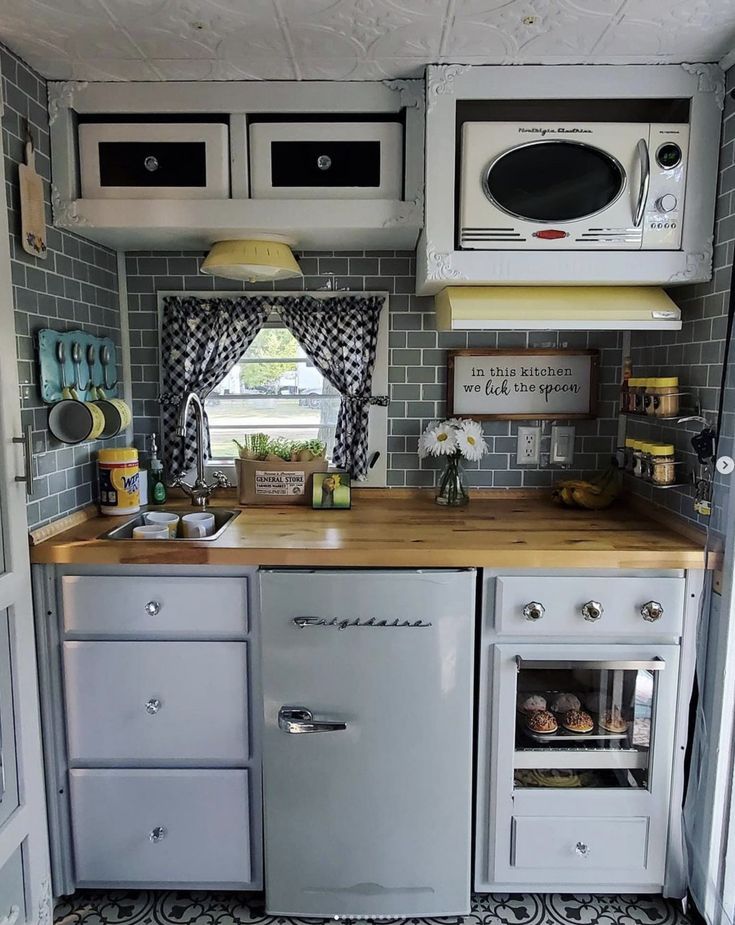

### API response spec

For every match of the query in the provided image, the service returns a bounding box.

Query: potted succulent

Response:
[234,434,327,506]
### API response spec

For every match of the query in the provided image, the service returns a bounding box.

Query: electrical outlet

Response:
[516,426,541,465]
[551,425,576,465]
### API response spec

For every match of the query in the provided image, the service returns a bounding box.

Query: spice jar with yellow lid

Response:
[650,444,676,486]
[653,377,680,418]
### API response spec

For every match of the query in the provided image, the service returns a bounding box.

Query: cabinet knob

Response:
[316,154,332,171]
[143,155,160,173]
[522,601,545,622]
[145,698,161,715]
[149,825,167,843]
[575,841,590,857]
[641,600,664,622]
[145,600,161,616]
[581,600,604,622]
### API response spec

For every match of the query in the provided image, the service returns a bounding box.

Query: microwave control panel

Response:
[641,124,690,249]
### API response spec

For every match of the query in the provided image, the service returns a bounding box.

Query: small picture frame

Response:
[312,471,352,510]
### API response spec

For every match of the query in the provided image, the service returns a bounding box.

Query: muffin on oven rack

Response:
[599,708,628,733]
[561,709,595,733]
[517,693,547,714]
[526,710,558,734]
[550,692,582,713]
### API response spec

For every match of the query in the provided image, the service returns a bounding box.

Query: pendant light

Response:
[201,239,302,282]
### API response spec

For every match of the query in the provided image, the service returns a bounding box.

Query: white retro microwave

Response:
[459,121,689,251]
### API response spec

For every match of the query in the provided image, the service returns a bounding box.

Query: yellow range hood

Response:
[435,286,682,332]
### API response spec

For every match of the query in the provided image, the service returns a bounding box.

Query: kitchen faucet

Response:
[170,391,231,508]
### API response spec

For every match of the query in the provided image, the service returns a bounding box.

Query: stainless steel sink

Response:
[99,509,239,541]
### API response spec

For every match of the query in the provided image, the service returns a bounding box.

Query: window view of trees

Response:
[208,326,338,461]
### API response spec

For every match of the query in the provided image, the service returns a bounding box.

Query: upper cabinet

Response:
[416,64,725,295]
[48,80,424,251]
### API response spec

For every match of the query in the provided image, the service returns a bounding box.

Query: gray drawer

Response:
[512,815,649,872]
[63,641,249,765]
[61,576,248,639]
[0,847,25,925]
[0,610,19,829]
[495,576,685,636]
[70,769,251,886]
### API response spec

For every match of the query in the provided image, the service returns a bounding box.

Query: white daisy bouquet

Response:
[418,418,488,462]
[418,418,488,506]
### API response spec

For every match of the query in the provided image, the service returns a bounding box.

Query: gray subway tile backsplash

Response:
[125,250,622,489]
[2,43,124,531]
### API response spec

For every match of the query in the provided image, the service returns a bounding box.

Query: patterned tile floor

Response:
[54,891,691,925]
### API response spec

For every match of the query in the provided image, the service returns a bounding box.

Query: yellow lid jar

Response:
[654,377,680,418]
[98,448,140,515]
[650,444,676,486]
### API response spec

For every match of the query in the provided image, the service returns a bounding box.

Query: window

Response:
[207,321,341,462]
[157,292,389,487]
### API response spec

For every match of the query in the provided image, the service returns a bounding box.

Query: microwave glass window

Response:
[514,659,658,790]
[483,141,625,223]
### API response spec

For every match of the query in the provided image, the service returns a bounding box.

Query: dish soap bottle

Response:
[148,434,168,505]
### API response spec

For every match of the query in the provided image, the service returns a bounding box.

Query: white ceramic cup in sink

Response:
[181,511,216,538]
[144,511,180,538]
[132,524,169,540]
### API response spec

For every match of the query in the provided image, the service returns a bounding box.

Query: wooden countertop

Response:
[29,492,710,570]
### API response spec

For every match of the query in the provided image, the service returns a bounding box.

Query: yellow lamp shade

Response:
[201,239,302,282]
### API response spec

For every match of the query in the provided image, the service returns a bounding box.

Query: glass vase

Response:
[436,453,469,507]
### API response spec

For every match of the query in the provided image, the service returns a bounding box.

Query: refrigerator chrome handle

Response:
[278,705,347,734]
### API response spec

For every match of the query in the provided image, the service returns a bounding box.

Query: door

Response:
[260,569,475,919]
[0,99,52,922]
[490,643,679,887]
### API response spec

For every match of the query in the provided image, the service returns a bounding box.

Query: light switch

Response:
[550,425,575,465]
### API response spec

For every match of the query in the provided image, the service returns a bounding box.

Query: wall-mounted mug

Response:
[93,398,123,439]
[181,511,215,538]
[92,389,132,434]
[48,395,106,445]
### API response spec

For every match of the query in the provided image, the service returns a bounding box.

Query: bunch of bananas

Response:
[552,466,621,511]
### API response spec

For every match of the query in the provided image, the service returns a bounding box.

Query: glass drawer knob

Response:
[522,602,545,621]
[641,600,664,622]
[317,154,332,171]
[145,698,161,714]
[145,601,161,616]
[575,841,590,857]
[581,600,604,622]
[144,155,160,172]
[149,825,166,842]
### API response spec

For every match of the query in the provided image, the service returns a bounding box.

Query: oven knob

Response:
[317,155,332,171]
[143,155,160,173]
[581,600,604,622]
[655,194,677,213]
[641,600,664,622]
[522,601,545,622]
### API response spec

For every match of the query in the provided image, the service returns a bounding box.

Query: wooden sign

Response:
[447,349,599,420]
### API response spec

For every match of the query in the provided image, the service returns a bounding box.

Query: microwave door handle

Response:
[634,137,650,227]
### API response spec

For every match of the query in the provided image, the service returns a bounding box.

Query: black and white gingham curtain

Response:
[160,296,271,477]
[277,295,387,479]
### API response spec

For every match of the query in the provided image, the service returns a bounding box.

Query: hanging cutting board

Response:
[19,139,47,259]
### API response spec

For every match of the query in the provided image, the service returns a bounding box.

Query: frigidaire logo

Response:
[293,616,433,630]
[519,127,593,136]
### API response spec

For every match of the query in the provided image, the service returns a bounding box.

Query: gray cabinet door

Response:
[0,847,26,925]
[63,641,249,764]
[70,769,251,886]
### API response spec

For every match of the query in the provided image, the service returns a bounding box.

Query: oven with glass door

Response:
[489,642,680,890]
[459,122,689,251]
